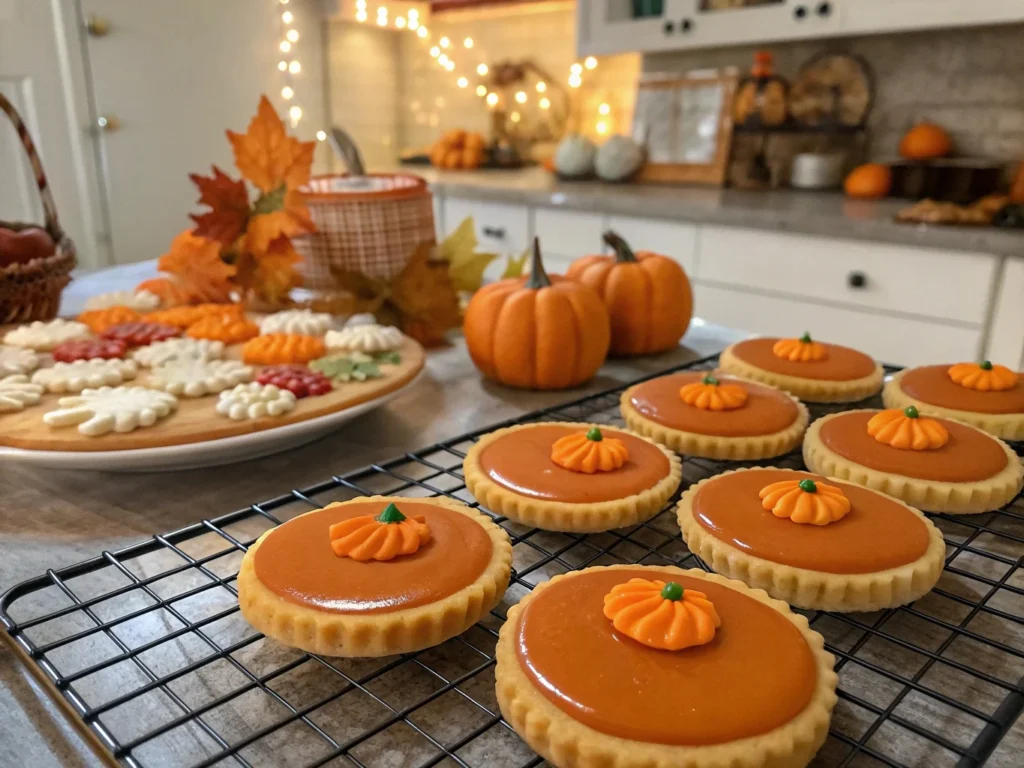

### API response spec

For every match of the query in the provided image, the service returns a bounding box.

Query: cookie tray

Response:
[2,354,1022,768]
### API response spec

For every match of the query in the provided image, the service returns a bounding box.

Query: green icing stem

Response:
[980,360,993,370]
[798,478,817,493]
[903,406,919,419]
[660,582,684,601]
[377,503,406,523]
[585,427,603,442]
[701,374,719,386]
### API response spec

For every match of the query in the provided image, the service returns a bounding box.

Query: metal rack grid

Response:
[2,354,1022,768]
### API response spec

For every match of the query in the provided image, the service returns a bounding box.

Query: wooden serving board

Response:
[0,338,425,453]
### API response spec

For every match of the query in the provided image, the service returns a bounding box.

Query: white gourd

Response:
[554,135,596,178]
[595,136,645,182]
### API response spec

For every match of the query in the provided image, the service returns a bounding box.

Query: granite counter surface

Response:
[413,166,1024,257]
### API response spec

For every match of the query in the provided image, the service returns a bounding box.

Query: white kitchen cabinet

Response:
[844,0,1024,36]
[533,207,606,274]
[607,215,698,275]
[443,198,530,255]
[986,259,1024,369]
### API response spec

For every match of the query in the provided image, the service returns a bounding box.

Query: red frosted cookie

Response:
[101,322,181,347]
[256,365,332,398]
[51,338,128,362]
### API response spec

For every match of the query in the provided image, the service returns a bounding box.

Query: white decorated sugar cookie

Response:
[344,312,377,328]
[132,338,225,368]
[215,382,297,420]
[148,359,252,397]
[4,319,90,351]
[0,345,40,376]
[43,386,177,436]
[32,358,138,393]
[324,324,404,353]
[259,309,333,337]
[84,289,161,312]
[0,375,44,413]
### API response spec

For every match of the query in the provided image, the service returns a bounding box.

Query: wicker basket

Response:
[294,173,435,291]
[0,93,76,324]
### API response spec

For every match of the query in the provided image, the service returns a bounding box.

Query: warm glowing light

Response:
[417,26,427,38]
[457,76,469,88]
[281,10,293,23]
[476,85,487,97]
[430,46,440,57]
[376,5,386,14]
[409,8,419,18]
[596,120,608,135]
[510,112,521,123]
[539,97,551,109]
[316,130,327,141]
[408,18,418,29]
[438,53,449,65]
[444,60,455,71]
[279,0,289,4]
[278,60,288,71]
[289,60,301,73]
[376,15,387,25]
[279,40,292,52]
[356,10,367,21]
[286,29,299,42]
[486,92,499,106]
[585,56,598,70]
[289,105,302,121]
[281,86,294,99]
[568,73,582,88]
[356,0,366,7]
[477,63,488,76]
[440,36,450,48]
[515,91,527,104]
[570,63,583,74]
[395,16,406,28]
[464,37,474,48]
[536,81,547,93]
[598,102,610,115]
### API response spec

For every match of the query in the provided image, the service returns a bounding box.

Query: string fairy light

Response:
[277,0,301,125]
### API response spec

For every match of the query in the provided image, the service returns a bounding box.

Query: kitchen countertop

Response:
[412,166,1024,257]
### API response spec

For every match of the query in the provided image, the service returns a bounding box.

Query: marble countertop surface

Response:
[411,166,1024,257]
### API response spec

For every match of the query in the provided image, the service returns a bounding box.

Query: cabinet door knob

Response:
[482,226,506,239]
[794,5,808,19]
[663,20,675,34]
[847,271,867,289]
[681,18,693,32]
[97,115,121,132]
[816,2,832,17]
[86,15,111,37]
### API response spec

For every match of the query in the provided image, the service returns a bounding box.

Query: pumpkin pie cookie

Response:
[720,334,884,403]
[237,496,511,657]
[621,372,809,459]
[678,468,945,612]
[883,362,1024,441]
[496,565,837,768]
[463,422,681,532]
[804,408,1023,514]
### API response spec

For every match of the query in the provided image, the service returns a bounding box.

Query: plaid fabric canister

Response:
[295,174,436,290]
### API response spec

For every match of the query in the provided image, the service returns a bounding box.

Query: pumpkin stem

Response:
[903,406,919,419]
[377,503,406,524]
[800,331,812,343]
[525,236,552,289]
[660,582,684,601]
[798,479,818,493]
[602,230,638,263]
[701,374,719,386]
[585,427,603,442]
[980,360,993,370]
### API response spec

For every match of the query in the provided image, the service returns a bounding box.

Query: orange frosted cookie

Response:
[147,303,244,329]
[77,306,142,333]
[242,333,325,365]
[187,314,259,344]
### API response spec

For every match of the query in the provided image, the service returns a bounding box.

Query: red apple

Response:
[0,226,56,267]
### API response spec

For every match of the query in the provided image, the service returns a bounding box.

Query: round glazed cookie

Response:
[720,335,884,403]
[804,409,1023,514]
[237,496,512,657]
[496,565,837,768]
[621,372,809,459]
[678,468,945,611]
[463,422,681,532]
[883,362,1024,440]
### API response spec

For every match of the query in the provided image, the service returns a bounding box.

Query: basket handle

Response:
[0,91,64,240]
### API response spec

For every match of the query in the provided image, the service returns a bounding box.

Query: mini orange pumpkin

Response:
[868,406,949,450]
[551,427,629,473]
[844,163,892,200]
[243,333,326,365]
[899,123,952,160]
[947,361,1018,391]
[187,314,260,344]
[759,477,851,526]
[566,231,693,357]
[773,332,827,362]
[603,578,720,651]
[463,237,610,389]
[679,374,748,410]
[329,502,431,561]
[77,306,142,333]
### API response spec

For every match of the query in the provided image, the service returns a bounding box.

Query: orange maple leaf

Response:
[245,188,315,255]
[251,237,303,304]
[391,242,461,346]
[154,230,237,304]
[136,277,200,308]
[189,166,251,245]
[227,96,315,193]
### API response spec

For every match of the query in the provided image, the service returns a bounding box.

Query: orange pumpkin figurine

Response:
[773,332,828,362]
[844,163,892,200]
[603,578,721,651]
[242,333,326,365]
[187,314,260,344]
[947,361,1018,392]
[77,306,142,333]
[759,477,851,525]
[463,237,610,389]
[678,374,748,410]
[868,406,949,450]
[566,231,693,357]
[899,123,952,161]
[551,427,629,473]
[329,502,431,561]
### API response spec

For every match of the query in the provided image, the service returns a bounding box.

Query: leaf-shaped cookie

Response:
[310,353,382,382]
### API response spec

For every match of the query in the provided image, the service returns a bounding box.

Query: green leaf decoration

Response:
[310,354,382,382]
[374,350,401,366]
[501,247,530,279]
[439,217,498,293]
[251,183,286,216]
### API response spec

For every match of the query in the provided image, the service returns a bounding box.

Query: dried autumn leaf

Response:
[189,166,251,245]
[135,276,199,308]
[227,95,316,193]
[438,217,497,293]
[251,237,303,305]
[501,247,529,279]
[391,242,461,346]
[245,188,315,255]
[156,230,236,304]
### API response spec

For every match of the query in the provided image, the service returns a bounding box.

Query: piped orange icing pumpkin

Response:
[77,306,142,333]
[772,333,827,363]
[243,333,326,365]
[187,314,260,344]
[758,478,851,526]
[551,427,629,473]
[602,578,720,651]
[328,502,431,561]
[147,303,244,329]
[868,406,949,450]
[947,361,1018,392]
[678,374,749,411]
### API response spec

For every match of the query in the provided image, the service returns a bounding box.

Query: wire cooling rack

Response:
[2,354,1023,768]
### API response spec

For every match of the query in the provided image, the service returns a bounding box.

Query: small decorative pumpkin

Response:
[595,135,645,182]
[603,578,721,651]
[463,237,610,389]
[242,333,325,365]
[759,478,851,526]
[553,134,596,178]
[551,427,629,473]
[844,163,892,200]
[899,123,952,161]
[430,129,487,170]
[947,361,1018,391]
[772,332,827,362]
[329,502,431,561]
[679,374,748,411]
[566,231,693,357]
[868,406,949,450]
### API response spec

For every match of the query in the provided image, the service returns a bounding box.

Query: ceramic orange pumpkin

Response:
[463,237,610,389]
[566,231,693,357]
[844,163,892,200]
[899,123,952,160]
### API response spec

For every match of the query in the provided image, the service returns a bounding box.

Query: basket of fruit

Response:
[0,93,76,323]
